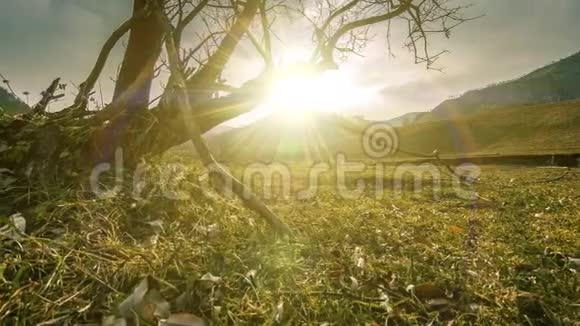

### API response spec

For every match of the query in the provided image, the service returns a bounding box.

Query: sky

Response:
[1,0,580,124]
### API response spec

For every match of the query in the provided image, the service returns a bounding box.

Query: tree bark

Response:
[91,0,164,165]
[89,0,264,166]
[113,0,164,111]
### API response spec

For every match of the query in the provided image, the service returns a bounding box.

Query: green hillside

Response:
[203,100,580,161]
[384,111,430,127]
[431,51,580,119]
[383,51,580,127]
[206,113,368,162]
[0,86,28,115]
[397,100,580,156]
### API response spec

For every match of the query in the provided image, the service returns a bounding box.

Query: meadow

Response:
[1,161,578,325]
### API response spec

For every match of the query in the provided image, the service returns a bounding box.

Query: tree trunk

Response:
[3,0,264,173]
[113,0,164,111]
[91,0,164,165]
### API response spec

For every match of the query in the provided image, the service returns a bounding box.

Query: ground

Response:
[0,161,578,325]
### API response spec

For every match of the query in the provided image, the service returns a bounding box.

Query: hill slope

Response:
[204,100,580,161]
[207,113,368,161]
[0,86,28,115]
[432,51,580,119]
[397,100,580,156]
[384,112,430,127]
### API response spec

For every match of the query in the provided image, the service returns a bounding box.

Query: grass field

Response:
[397,100,580,156]
[199,100,580,162]
[0,161,579,325]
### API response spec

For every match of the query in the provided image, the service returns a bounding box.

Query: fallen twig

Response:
[542,167,570,183]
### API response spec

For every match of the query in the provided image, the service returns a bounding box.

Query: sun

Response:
[261,68,371,121]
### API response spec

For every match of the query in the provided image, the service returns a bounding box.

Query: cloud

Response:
[0,0,129,104]
[358,0,580,119]
[0,0,579,119]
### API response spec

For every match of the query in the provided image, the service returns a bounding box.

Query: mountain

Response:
[179,52,580,161]
[385,112,430,127]
[396,100,580,156]
[200,99,580,162]
[431,51,580,119]
[207,112,368,162]
[0,86,28,115]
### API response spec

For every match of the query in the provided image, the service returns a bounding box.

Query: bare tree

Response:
[0,0,474,232]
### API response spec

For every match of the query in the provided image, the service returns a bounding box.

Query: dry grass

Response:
[1,162,579,325]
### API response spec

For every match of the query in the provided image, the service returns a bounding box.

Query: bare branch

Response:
[174,0,210,49]
[192,0,260,83]
[0,72,21,101]
[259,0,273,67]
[322,0,413,67]
[31,78,62,114]
[158,7,291,235]
[72,5,149,110]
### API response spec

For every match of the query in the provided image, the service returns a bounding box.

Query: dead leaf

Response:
[377,289,392,313]
[274,300,284,323]
[245,269,257,285]
[469,303,481,312]
[147,289,171,320]
[159,313,206,326]
[118,278,149,317]
[146,219,165,234]
[197,224,219,238]
[408,283,450,311]
[145,234,160,246]
[349,276,359,290]
[353,247,365,269]
[246,269,257,279]
[10,213,26,232]
[425,298,450,308]
[412,283,446,301]
[568,257,580,269]
[200,273,222,284]
[1,213,26,240]
[118,277,170,322]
